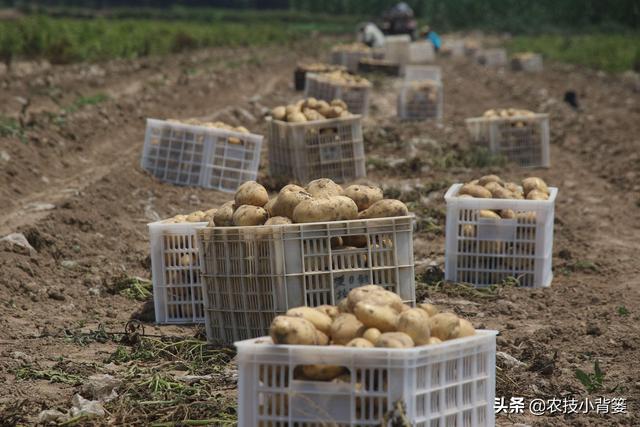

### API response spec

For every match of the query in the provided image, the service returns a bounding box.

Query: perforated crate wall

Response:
[235,330,497,427]
[141,119,263,193]
[267,116,366,184]
[465,114,550,168]
[331,50,372,73]
[409,41,436,64]
[397,81,444,121]
[304,73,371,116]
[511,54,543,72]
[444,184,557,288]
[404,64,442,82]
[475,49,507,67]
[148,221,208,324]
[383,35,411,65]
[197,216,415,344]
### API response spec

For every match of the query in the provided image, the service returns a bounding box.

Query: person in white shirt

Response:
[356,22,385,48]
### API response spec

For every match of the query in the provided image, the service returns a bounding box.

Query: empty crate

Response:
[409,41,436,63]
[236,330,497,426]
[141,118,263,193]
[404,64,442,82]
[465,114,550,168]
[267,115,365,184]
[197,215,415,344]
[148,220,208,324]
[304,73,371,116]
[398,80,443,120]
[475,49,507,67]
[444,183,558,288]
[383,34,411,65]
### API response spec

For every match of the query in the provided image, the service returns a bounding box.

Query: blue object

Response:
[426,31,441,51]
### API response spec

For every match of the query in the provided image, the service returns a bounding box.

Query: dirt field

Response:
[1,38,639,426]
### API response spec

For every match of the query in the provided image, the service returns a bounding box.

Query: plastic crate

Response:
[475,49,507,67]
[358,58,401,76]
[397,81,444,121]
[267,116,365,184]
[403,64,442,82]
[235,330,497,426]
[383,35,411,65]
[511,54,543,72]
[444,183,558,288]
[465,114,550,168]
[331,50,372,73]
[148,220,208,324]
[304,73,371,116]
[197,216,416,344]
[141,119,263,193]
[409,41,436,63]
[441,39,465,58]
[294,64,347,91]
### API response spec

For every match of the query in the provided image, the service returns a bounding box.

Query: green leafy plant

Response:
[113,276,153,301]
[617,306,630,316]
[575,360,604,393]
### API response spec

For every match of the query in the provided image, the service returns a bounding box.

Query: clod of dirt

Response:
[47,290,66,301]
[586,323,602,336]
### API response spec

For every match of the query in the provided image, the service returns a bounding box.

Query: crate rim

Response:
[445,183,558,205]
[266,115,363,128]
[465,113,548,124]
[147,219,209,228]
[145,117,264,143]
[235,329,498,354]
[306,72,373,89]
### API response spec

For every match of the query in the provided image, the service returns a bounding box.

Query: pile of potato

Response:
[168,118,249,134]
[268,285,475,380]
[209,179,408,228]
[163,208,217,224]
[482,108,537,128]
[270,98,353,123]
[405,80,439,103]
[512,52,537,61]
[314,70,371,87]
[297,62,346,73]
[332,42,371,53]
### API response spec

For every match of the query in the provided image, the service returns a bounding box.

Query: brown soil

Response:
[0,38,639,426]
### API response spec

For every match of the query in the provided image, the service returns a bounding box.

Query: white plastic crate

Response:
[304,73,371,116]
[331,49,372,73]
[383,34,411,65]
[236,330,497,427]
[511,54,543,72]
[397,80,444,121]
[441,39,465,58]
[148,220,208,324]
[444,183,558,288]
[465,114,550,168]
[197,216,415,344]
[409,41,436,63]
[141,118,263,193]
[475,49,507,67]
[403,64,442,82]
[267,115,366,184]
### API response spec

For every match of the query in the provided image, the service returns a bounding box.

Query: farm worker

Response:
[420,25,441,52]
[381,2,418,39]
[357,22,385,48]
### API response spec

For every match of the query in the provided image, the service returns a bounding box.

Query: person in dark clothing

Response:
[381,2,417,40]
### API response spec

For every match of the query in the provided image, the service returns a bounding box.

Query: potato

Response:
[346,338,374,348]
[332,196,359,220]
[292,198,336,223]
[317,100,332,117]
[232,205,268,226]
[358,199,409,219]
[285,104,300,115]
[462,224,476,237]
[186,210,206,222]
[281,184,306,193]
[330,313,366,345]
[478,175,503,186]
[271,106,286,121]
[362,328,381,344]
[347,285,403,313]
[324,106,344,119]
[287,112,307,123]
[315,330,330,345]
[287,306,332,335]
[315,305,339,320]
[337,298,351,313]
[331,99,348,110]
[203,208,217,224]
[343,184,384,211]
[527,189,549,200]
[479,209,501,220]
[483,181,503,193]
[500,209,516,219]
[235,181,268,207]
[264,198,276,216]
[397,308,431,345]
[213,201,235,226]
[270,315,322,345]
[272,188,313,219]
[504,182,524,196]
[330,236,343,248]
[302,364,345,381]
[353,301,398,332]
[341,235,367,248]
[376,332,414,348]
[303,108,324,121]
[458,184,492,198]
[429,313,461,341]
[522,177,549,195]
[303,97,318,109]
[306,178,343,198]
[265,216,292,226]
[458,319,476,338]
[427,337,442,345]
